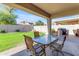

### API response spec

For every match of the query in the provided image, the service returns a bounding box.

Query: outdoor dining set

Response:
[23,28,73,56]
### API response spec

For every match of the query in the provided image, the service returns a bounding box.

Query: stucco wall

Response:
[34,25,79,35]
[0,25,33,32]
[34,26,48,34]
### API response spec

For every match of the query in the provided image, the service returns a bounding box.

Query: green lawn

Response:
[0,31,44,52]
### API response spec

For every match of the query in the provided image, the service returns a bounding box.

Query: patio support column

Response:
[47,18,52,35]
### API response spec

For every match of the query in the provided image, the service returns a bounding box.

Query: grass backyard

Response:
[0,31,44,52]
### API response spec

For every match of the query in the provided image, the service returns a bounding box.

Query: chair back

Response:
[57,35,67,47]
[77,29,79,35]
[23,35,33,51]
[58,28,68,36]
[51,30,58,36]
[62,35,66,46]
[34,31,40,38]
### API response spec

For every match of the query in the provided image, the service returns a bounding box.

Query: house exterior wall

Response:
[34,25,48,34]
[34,25,79,35]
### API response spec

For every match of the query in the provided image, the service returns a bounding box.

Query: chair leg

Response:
[52,50,65,56]
[52,50,57,56]
[59,51,64,56]
[55,51,61,56]
[55,51,59,56]
[43,45,46,56]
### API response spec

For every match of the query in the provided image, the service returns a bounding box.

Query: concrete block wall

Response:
[0,25,33,32]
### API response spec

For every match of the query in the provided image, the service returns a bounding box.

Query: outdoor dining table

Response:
[32,34,58,55]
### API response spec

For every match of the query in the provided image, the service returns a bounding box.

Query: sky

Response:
[14,9,47,24]
[0,3,79,24]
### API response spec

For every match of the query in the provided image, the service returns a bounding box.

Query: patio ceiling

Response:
[5,3,79,19]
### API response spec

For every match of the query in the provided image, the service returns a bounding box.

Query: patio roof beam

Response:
[17,3,51,18]
[5,3,51,19]
[6,3,79,19]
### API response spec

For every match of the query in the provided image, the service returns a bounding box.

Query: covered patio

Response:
[12,35,79,56]
[4,3,79,56]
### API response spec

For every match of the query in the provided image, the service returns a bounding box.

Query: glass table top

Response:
[32,35,58,44]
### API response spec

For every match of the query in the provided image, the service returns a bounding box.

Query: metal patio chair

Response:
[23,35,45,56]
[50,35,73,56]
[34,31,40,38]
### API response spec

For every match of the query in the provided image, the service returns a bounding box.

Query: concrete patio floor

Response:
[0,35,79,56]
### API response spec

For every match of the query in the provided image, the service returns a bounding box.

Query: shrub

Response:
[15,29,20,32]
[0,30,6,33]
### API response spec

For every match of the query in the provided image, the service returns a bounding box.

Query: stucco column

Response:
[47,18,52,35]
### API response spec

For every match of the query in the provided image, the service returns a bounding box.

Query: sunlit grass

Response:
[0,31,44,52]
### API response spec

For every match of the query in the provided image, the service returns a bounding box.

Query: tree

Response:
[0,8,17,25]
[20,21,26,24]
[35,20,44,25]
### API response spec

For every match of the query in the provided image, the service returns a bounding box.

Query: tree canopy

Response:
[0,6,17,25]
[35,20,44,25]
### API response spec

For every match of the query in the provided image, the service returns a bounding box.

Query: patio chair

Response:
[51,29,58,36]
[58,28,68,36]
[73,29,79,37]
[23,35,45,56]
[50,35,67,56]
[34,31,40,38]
